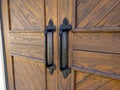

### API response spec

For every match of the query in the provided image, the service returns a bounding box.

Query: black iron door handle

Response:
[59,17,72,79]
[44,19,56,75]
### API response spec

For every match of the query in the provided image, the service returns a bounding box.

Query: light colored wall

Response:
[0,23,6,90]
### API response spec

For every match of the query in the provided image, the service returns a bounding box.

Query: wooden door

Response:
[2,0,120,90]
[2,0,58,90]
[58,0,120,90]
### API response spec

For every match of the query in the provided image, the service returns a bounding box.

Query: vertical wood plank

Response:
[2,0,14,90]
[58,0,73,90]
[45,0,58,90]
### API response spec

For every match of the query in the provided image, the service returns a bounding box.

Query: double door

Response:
[2,0,120,90]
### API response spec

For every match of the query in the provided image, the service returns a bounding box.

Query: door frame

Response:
[0,0,8,89]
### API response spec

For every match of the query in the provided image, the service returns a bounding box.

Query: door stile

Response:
[58,0,74,90]
[2,0,14,90]
[45,0,58,90]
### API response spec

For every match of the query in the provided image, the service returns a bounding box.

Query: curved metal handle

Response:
[59,17,72,79]
[44,19,56,75]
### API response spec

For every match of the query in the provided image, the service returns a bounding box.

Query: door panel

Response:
[76,0,119,28]
[75,71,120,90]
[10,33,44,45]
[73,33,120,54]
[10,33,44,60]
[73,50,120,79]
[13,56,45,90]
[10,43,44,60]
[9,0,44,30]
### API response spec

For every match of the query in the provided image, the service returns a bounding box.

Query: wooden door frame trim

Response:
[0,0,9,90]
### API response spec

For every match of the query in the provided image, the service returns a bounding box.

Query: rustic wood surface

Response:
[2,0,120,90]
[2,0,14,90]
[2,0,47,90]
[75,71,120,90]
[13,56,46,90]
[73,33,120,54]
[58,0,73,90]
[76,0,120,28]
[9,0,44,30]
[71,0,120,90]
[73,50,120,79]
[45,0,58,90]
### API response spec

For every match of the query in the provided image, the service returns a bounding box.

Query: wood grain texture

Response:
[45,0,58,90]
[73,33,120,54]
[95,3,120,28]
[13,56,46,90]
[10,32,44,45]
[9,0,44,30]
[10,44,44,60]
[76,0,120,28]
[2,0,15,90]
[2,0,120,89]
[58,0,73,90]
[75,71,120,90]
[73,50,120,79]
[9,32,44,60]
[71,0,120,89]
[2,0,46,90]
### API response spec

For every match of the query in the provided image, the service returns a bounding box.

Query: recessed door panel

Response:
[13,56,45,90]
[9,0,44,31]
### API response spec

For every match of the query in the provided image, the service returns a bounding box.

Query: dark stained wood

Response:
[13,56,46,90]
[73,33,120,54]
[9,0,45,31]
[75,71,120,90]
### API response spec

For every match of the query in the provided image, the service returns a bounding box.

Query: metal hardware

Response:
[59,17,72,79]
[44,19,56,75]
